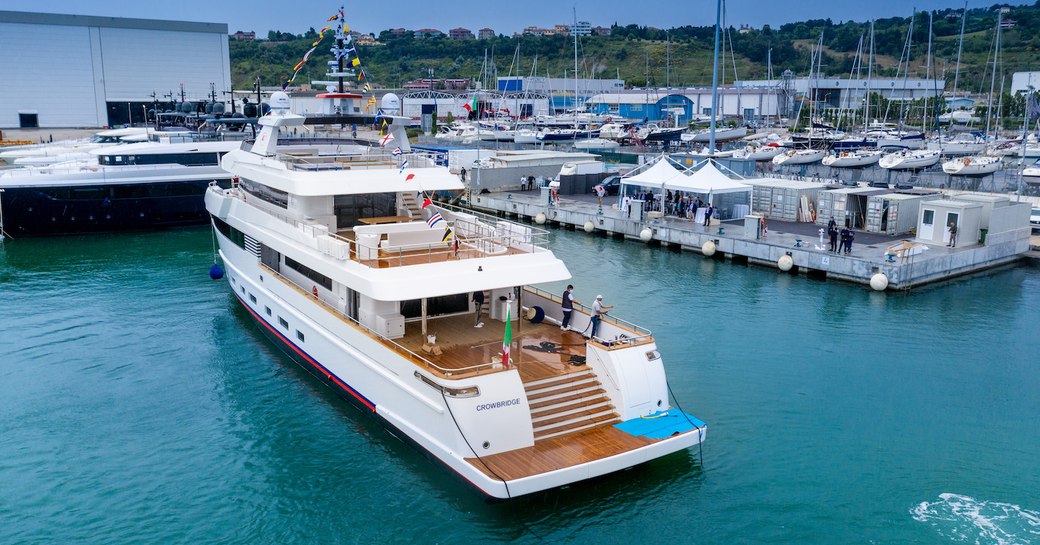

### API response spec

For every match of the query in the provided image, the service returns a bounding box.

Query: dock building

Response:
[0,10,230,129]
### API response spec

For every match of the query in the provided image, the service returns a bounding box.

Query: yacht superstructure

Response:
[205,93,706,499]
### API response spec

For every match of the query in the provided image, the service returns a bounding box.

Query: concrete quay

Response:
[468,190,1033,291]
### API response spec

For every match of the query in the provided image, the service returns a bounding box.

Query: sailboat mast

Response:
[573,7,579,127]
[863,21,874,133]
[952,1,967,99]
[709,0,722,154]
[898,11,915,129]
[924,11,933,132]
[985,12,1000,137]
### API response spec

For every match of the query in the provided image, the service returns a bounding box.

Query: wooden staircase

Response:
[524,369,619,441]
[399,192,423,220]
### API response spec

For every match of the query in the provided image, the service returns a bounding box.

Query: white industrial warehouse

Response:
[0,10,230,129]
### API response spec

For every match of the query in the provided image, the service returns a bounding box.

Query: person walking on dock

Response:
[827,217,838,252]
[947,222,958,248]
[589,295,613,339]
[839,226,854,255]
[560,285,580,331]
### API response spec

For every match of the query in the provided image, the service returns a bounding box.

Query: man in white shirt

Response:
[590,294,613,339]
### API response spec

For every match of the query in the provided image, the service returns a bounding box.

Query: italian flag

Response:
[462,95,478,113]
[501,306,512,367]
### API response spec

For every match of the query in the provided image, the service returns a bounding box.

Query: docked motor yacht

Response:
[205,92,706,499]
[0,139,239,236]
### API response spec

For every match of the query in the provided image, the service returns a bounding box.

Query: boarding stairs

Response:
[525,369,619,441]
[399,193,423,220]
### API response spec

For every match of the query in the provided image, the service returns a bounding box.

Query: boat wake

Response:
[912,493,1040,545]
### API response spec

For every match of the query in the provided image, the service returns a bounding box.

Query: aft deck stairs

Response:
[524,369,619,440]
[399,193,423,219]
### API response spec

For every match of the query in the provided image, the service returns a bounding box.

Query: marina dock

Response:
[469,189,1034,290]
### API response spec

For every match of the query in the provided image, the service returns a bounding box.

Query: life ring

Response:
[312,286,318,298]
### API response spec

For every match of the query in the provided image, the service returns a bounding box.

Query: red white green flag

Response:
[501,306,512,367]
[462,95,478,113]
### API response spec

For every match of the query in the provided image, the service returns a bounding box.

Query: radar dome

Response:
[381,93,401,115]
[269,91,291,112]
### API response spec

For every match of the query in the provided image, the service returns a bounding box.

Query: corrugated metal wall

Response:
[0,23,102,127]
[0,18,229,128]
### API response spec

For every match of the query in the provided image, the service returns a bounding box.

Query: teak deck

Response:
[465,425,657,481]
[397,313,589,383]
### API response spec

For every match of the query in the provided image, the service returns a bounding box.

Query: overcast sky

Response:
[1,0,1031,35]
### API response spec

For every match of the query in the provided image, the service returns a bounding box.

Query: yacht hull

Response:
[821,151,882,168]
[942,157,1001,176]
[772,149,825,166]
[214,237,704,500]
[879,151,941,170]
[0,179,224,236]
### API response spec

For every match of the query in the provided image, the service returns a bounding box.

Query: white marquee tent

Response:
[621,156,752,218]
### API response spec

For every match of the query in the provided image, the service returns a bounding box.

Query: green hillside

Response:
[230,2,1040,93]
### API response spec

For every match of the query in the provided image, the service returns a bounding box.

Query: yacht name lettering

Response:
[476,398,521,411]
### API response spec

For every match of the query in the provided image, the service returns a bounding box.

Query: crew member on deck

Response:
[589,295,613,339]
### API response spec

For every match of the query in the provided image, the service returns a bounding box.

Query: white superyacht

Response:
[205,93,706,499]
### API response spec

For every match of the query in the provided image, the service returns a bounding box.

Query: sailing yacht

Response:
[821,148,883,168]
[205,92,706,499]
[772,148,825,166]
[941,154,1002,176]
[878,148,941,170]
[1023,159,1040,186]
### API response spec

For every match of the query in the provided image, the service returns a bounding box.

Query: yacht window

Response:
[296,330,305,342]
[334,193,396,229]
[401,294,468,319]
[212,216,246,248]
[265,306,272,316]
[132,152,221,166]
[239,178,288,208]
[284,256,332,290]
[278,317,288,329]
[249,293,257,304]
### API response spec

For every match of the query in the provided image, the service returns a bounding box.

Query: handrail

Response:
[260,262,504,378]
[523,286,653,341]
[435,201,553,239]
[217,186,550,266]
[276,149,440,171]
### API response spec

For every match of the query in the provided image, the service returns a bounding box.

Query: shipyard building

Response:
[0,10,230,129]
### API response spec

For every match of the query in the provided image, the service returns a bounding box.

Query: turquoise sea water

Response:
[1,227,1038,544]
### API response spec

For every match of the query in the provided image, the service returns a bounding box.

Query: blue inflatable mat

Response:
[614,410,706,440]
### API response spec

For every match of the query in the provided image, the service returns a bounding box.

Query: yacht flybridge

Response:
[205,93,706,499]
